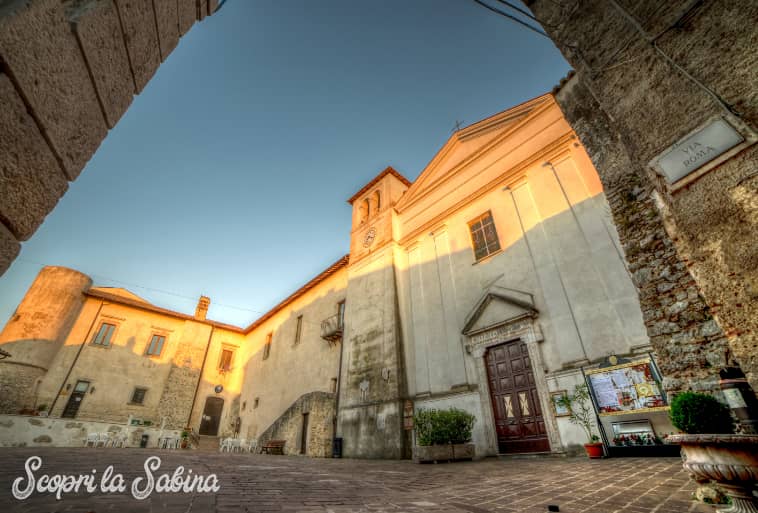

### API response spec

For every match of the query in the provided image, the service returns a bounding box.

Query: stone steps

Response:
[193,435,220,452]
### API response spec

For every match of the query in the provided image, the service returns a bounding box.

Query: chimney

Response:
[195,296,210,320]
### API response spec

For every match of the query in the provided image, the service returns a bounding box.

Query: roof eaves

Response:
[243,254,350,334]
[347,167,412,205]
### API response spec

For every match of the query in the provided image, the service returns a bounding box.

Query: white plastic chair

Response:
[83,433,99,447]
[228,438,241,453]
[111,433,128,448]
[246,439,258,453]
[219,437,229,452]
[95,433,109,447]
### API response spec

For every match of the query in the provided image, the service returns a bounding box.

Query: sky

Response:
[0,0,570,328]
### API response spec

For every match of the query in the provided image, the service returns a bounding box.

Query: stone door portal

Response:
[199,396,224,436]
[485,340,550,453]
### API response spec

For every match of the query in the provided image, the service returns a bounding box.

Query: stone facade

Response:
[0,0,218,274]
[1,95,693,458]
[526,0,757,391]
[257,392,336,458]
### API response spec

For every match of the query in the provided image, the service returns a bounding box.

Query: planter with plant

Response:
[557,384,604,458]
[180,430,189,449]
[667,391,758,513]
[413,408,476,463]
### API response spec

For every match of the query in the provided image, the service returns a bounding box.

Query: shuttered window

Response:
[145,335,165,356]
[91,322,116,346]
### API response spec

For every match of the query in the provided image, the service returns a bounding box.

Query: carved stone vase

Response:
[668,434,758,513]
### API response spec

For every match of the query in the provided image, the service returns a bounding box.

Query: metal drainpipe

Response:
[187,325,214,429]
[49,300,105,416]
[334,318,345,438]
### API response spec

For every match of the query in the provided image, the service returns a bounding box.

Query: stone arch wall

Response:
[0,0,219,275]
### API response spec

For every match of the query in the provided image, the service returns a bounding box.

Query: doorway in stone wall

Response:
[300,412,309,454]
[485,340,550,453]
[61,380,89,418]
[199,397,224,435]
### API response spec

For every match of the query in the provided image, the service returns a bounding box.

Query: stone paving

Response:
[0,449,715,513]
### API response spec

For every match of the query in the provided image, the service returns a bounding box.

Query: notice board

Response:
[585,357,668,416]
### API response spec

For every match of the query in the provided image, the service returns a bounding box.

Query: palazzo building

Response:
[0,93,665,457]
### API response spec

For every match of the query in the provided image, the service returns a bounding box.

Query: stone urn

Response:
[668,434,758,513]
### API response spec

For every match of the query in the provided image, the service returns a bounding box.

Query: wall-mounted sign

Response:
[653,118,744,184]
[403,400,414,430]
[585,357,668,416]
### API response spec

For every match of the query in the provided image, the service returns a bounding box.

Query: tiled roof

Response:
[347,166,412,205]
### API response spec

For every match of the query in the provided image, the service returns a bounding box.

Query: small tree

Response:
[557,384,600,444]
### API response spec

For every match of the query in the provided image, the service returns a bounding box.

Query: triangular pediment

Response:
[462,286,538,335]
[396,94,551,209]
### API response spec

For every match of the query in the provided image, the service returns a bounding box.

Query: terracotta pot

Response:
[584,442,604,459]
[668,434,758,513]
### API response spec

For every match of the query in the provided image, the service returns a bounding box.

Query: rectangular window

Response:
[91,322,116,346]
[218,349,234,371]
[145,334,166,356]
[294,315,303,345]
[262,332,273,360]
[131,387,147,405]
[468,211,501,261]
[337,301,345,328]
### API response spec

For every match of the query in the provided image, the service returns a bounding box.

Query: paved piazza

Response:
[0,449,714,513]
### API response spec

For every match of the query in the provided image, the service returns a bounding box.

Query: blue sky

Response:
[0,0,570,327]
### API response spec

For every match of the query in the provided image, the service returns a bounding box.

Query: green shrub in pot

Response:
[669,392,733,434]
[413,408,475,446]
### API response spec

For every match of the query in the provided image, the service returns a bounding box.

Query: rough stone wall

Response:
[553,77,731,392]
[0,0,217,274]
[156,321,212,430]
[0,364,45,413]
[527,0,757,390]
[0,266,92,413]
[257,391,336,458]
[0,414,181,448]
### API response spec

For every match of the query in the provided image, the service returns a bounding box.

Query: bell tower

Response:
[338,167,412,458]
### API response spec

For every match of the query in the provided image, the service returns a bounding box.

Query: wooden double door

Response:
[485,340,550,453]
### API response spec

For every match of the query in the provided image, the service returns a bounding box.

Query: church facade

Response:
[0,93,664,457]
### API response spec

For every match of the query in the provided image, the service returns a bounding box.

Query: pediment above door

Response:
[462,286,538,336]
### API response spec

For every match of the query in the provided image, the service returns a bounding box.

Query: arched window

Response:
[369,190,381,216]
[359,198,369,224]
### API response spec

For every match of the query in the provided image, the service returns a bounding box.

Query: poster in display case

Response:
[585,356,668,416]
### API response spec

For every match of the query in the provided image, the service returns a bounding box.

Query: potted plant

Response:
[413,408,476,463]
[180,430,189,449]
[667,391,758,512]
[557,384,604,458]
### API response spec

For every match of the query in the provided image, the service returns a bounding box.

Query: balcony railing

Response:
[320,314,343,343]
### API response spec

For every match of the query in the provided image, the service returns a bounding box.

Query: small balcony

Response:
[321,314,343,343]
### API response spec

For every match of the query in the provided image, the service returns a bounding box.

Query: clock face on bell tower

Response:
[347,167,412,262]
[363,227,376,248]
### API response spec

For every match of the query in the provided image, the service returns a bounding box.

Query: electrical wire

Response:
[14,258,266,315]
[13,258,329,329]
[470,0,551,39]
